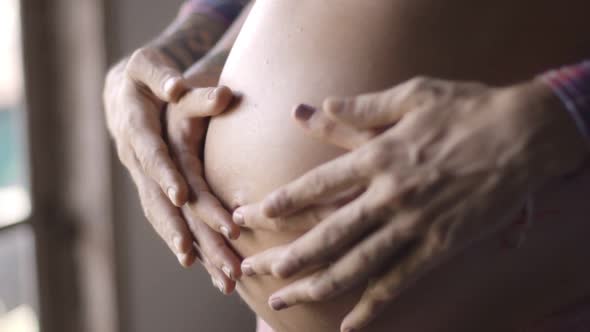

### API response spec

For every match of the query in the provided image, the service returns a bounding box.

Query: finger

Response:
[183,206,242,280]
[271,182,394,278]
[233,202,335,232]
[262,151,373,218]
[127,108,189,206]
[241,246,287,277]
[128,158,194,266]
[177,248,199,268]
[269,214,418,309]
[267,270,323,311]
[324,76,441,129]
[126,47,188,102]
[192,191,240,239]
[292,104,376,150]
[341,237,443,332]
[169,86,234,122]
[175,150,240,239]
[202,259,237,295]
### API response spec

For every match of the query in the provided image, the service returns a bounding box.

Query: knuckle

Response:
[407,76,430,92]
[322,224,347,247]
[309,175,329,196]
[139,144,168,171]
[355,205,372,223]
[356,247,375,265]
[207,233,227,250]
[128,47,153,67]
[361,146,390,171]
[126,48,149,76]
[309,277,338,300]
[284,247,307,268]
[271,190,293,213]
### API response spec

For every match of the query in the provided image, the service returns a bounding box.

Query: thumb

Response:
[126,47,189,102]
[168,86,234,125]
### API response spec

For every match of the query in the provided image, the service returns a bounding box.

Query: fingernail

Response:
[167,187,178,204]
[269,297,287,311]
[212,278,224,293]
[233,210,245,226]
[220,226,231,239]
[176,252,187,266]
[241,262,254,276]
[163,77,181,98]
[222,265,233,279]
[208,87,220,100]
[294,104,317,121]
[173,235,184,253]
[342,328,355,332]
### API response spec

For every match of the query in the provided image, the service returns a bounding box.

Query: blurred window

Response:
[0,0,39,331]
[0,0,30,228]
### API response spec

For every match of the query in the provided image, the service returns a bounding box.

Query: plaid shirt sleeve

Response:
[540,61,590,142]
[179,0,249,26]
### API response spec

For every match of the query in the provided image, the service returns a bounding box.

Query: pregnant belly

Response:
[204,1,590,331]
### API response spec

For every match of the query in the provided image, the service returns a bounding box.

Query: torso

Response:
[204,1,590,331]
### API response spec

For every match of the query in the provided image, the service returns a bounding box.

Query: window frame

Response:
[14,1,120,331]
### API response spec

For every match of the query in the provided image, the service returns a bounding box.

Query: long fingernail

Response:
[222,265,233,279]
[220,226,231,239]
[164,77,181,99]
[241,262,254,276]
[212,278,224,293]
[208,87,221,100]
[167,187,178,204]
[294,104,317,121]
[173,235,184,253]
[269,297,287,311]
[233,210,245,226]
[176,252,187,266]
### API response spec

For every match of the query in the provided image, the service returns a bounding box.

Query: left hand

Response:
[234,77,588,331]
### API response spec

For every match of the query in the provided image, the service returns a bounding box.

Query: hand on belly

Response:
[234,77,589,331]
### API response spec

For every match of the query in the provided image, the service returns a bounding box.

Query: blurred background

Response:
[0,0,254,331]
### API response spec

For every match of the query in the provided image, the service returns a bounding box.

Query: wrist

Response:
[183,49,230,86]
[506,80,588,187]
[150,13,228,72]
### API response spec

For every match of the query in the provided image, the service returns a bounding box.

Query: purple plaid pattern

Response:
[540,61,590,141]
[180,0,248,25]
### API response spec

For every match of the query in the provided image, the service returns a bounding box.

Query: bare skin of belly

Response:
[204,1,590,331]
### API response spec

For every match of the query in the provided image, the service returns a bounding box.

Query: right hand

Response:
[103,47,241,292]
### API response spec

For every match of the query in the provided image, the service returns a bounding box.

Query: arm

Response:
[235,63,590,331]
[103,1,248,271]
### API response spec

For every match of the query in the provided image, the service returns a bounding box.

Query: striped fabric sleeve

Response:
[179,0,248,26]
[539,61,590,142]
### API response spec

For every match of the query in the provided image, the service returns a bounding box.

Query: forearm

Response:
[184,1,253,86]
[109,1,251,78]
[148,12,229,71]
